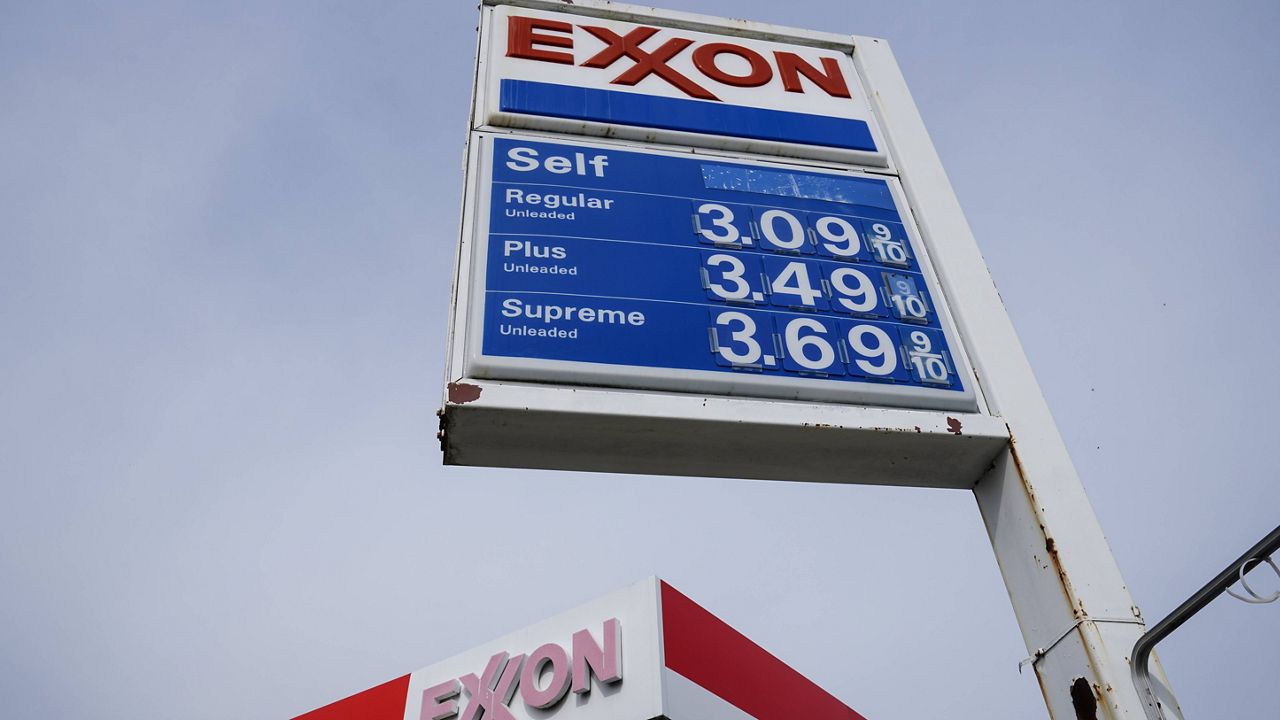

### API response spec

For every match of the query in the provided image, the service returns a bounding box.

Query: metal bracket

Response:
[1016,617,1145,674]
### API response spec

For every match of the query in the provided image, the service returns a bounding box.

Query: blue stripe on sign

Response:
[498,79,878,153]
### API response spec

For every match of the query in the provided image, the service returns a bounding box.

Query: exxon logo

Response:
[420,619,621,720]
[507,15,853,102]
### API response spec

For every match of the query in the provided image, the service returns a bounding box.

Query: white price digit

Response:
[770,261,824,307]
[696,203,742,245]
[911,355,950,383]
[715,311,763,365]
[814,216,860,257]
[907,330,950,383]
[890,294,928,319]
[848,324,898,376]
[784,318,836,371]
[829,267,878,313]
[759,209,806,251]
[704,253,751,300]
[908,330,932,352]
[869,222,908,265]
[887,275,928,320]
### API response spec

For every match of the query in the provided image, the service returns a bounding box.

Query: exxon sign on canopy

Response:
[293,578,870,720]
[476,5,888,165]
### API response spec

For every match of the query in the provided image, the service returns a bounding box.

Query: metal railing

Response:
[1132,524,1280,720]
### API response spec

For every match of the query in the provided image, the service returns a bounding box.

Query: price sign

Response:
[463,134,976,411]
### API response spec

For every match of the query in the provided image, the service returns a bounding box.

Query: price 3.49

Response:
[700,252,932,324]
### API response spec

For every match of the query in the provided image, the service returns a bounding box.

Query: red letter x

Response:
[579,26,719,101]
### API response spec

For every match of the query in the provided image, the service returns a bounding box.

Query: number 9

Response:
[814,216,860,257]
[909,330,932,353]
[848,324,898,376]
[829,267,877,313]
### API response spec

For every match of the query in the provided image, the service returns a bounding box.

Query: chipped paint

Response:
[946,416,963,435]
[448,382,483,404]
[1070,677,1098,720]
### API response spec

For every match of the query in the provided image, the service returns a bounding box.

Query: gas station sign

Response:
[439,0,1008,486]
[430,1,1182,717]
[464,133,975,411]
[477,5,888,165]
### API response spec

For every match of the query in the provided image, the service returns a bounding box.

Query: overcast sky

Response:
[2,1,1278,718]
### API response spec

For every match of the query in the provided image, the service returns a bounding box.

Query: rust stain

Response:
[1070,677,1098,720]
[1043,532,1079,611]
[946,416,963,435]
[447,382,483,404]
[1045,535,1072,590]
[1009,424,1082,626]
[1007,425,1030,490]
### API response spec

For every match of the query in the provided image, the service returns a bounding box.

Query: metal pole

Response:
[853,39,1185,719]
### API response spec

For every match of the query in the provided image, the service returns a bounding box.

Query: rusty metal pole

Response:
[973,450,1181,719]
[853,40,1184,719]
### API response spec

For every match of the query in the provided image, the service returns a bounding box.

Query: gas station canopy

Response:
[294,578,869,720]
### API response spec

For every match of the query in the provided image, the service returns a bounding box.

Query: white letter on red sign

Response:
[571,618,622,695]
[520,643,572,709]
[421,678,461,720]
[460,652,525,720]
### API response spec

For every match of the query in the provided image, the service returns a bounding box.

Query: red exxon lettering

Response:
[507,15,574,65]
[774,51,851,98]
[580,25,718,101]
[503,16,854,103]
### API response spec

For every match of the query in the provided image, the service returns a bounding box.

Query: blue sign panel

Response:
[470,135,971,408]
[499,79,879,153]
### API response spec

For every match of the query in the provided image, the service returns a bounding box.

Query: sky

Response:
[1,1,1278,718]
